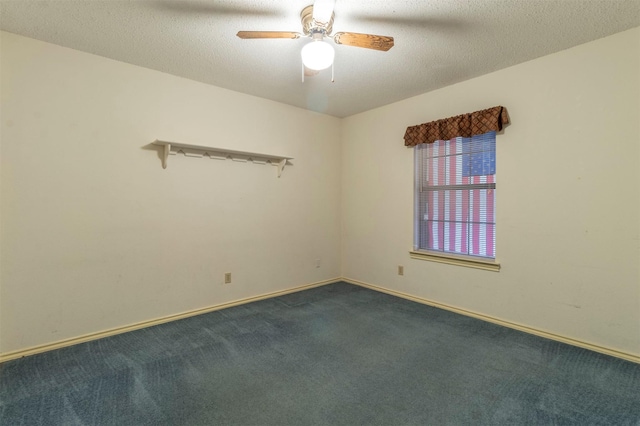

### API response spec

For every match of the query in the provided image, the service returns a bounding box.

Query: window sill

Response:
[409,250,500,272]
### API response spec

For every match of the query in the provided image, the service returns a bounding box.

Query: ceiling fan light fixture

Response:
[301,40,335,71]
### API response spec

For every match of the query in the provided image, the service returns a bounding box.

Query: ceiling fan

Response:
[236,0,394,81]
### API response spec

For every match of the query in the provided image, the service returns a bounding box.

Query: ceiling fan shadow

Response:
[348,15,468,32]
[153,1,280,17]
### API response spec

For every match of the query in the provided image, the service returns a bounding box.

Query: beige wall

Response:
[2,27,639,358]
[0,32,342,354]
[341,28,640,356]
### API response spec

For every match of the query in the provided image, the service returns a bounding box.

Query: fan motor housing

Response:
[301,4,334,36]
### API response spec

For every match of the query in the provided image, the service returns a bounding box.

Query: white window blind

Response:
[415,131,496,258]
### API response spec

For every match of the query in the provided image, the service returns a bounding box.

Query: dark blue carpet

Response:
[1,282,639,425]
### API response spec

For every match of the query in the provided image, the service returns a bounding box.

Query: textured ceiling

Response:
[1,0,639,117]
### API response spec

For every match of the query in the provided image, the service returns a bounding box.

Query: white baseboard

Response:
[343,277,640,364]
[3,277,638,365]
[0,278,341,363]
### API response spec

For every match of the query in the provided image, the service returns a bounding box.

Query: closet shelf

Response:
[153,140,293,177]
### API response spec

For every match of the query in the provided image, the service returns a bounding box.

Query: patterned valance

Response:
[404,106,509,147]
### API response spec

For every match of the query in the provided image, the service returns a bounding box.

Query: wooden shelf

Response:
[152,140,293,177]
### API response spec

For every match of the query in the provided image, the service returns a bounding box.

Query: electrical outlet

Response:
[398,265,404,276]
[315,258,321,268]
[224,272,231,284]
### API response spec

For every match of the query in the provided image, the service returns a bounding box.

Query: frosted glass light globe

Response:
[301,41,335,71]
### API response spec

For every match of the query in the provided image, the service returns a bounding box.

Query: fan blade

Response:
[237,31,301,39]
[333,32,394,51]
[154,1,280,17]
[312,0,335,24]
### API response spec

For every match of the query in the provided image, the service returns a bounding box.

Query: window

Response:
[414,131,496,260]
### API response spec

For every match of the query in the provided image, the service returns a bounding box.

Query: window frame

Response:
[412,134,500,272]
